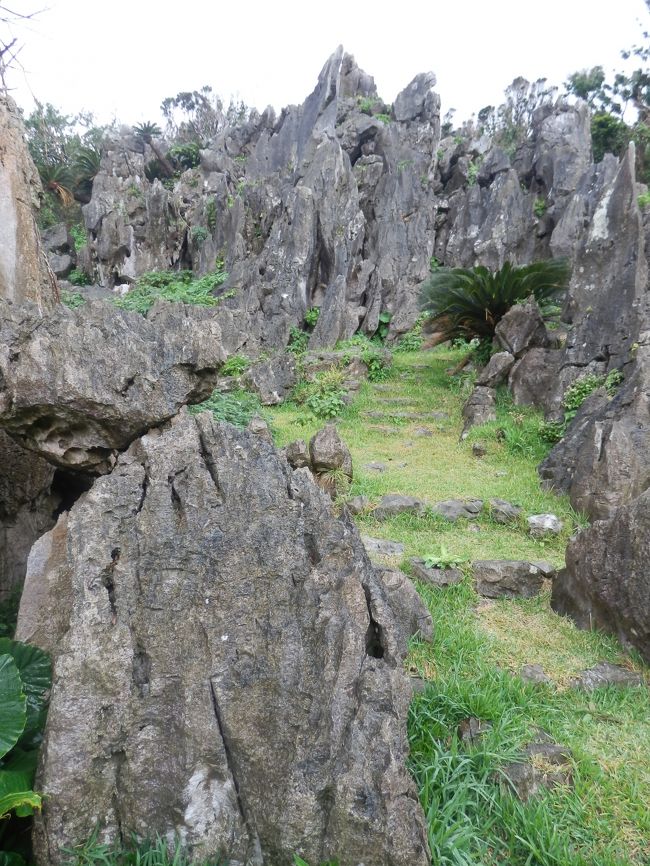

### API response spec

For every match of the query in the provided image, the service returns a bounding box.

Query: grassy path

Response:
[269,346,650,866]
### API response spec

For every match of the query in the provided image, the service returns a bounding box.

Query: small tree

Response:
[133,121,175,178]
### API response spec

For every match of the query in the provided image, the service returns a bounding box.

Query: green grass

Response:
[268,345,650,865]
[113,267,230,315]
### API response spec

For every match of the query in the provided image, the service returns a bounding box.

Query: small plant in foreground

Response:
[288,326,309,355]
[220,354,249,377]
[190,225,209,245]
[395,314,427,353]
[375,310,392,342]
[539,369,624,444]
[304,307,320,329]
[67,268,90,287]
[70,224,87,251]
[423,545,468,570]
[189,389,264,428]
[361,346,392,381]
[294,369,347,420]
[533,197,547,218]
[63,832,223,866]
[638,190,650,208]
[61,289,86,309]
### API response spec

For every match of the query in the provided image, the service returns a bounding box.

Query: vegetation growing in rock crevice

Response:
[113,266,230,315]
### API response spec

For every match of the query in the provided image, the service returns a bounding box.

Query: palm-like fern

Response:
[420,259,571,341]
[133,121,174,177]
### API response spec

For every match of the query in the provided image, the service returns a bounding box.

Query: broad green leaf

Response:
[0,790,41,819]
[0,654,26,760]
[0,639,51,748]
[0,852,27,866]
[0,748,38,799]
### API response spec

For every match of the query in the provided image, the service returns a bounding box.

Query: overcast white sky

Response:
[5,0,649,125]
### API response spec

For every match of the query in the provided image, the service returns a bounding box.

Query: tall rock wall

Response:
[0,94,57,310]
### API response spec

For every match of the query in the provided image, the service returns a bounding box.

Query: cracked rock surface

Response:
[0,299,225,473]
[17,411,430,866]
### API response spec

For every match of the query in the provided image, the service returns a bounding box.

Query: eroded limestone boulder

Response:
[17,411,431,866]
[0,299,225,473]
[552,488,650,663]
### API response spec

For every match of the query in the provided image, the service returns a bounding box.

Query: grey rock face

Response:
[83,49,441,350]
[373,567,434,647]
[282,439,311,469]
[17,412,430,866]
[508,348,563,410]
[243,353,296,405]
[42,223,76,279]
[473,560,545,599]
[520,664,551,685]
[0,430,57,602]
[475,351,515,387]
[0,95,57,309]
[500,739,573,802]
[373,494,426,520]
[0,299,225,473]
[347,494,369,515]
[461,386,496,437]
[539,353,650,521]
[308,423,353,479]
[552,489,650,663]
[494,301,549,358]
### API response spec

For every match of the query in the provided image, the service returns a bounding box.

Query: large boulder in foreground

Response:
[17,411,430,866]
[552,488,650,664]
[0,299,225,473]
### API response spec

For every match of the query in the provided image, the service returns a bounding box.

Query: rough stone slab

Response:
[528,513,563,537]
[0,299,226,473]
[434,499,483,521]
[361,536,406,558]
[520,664,552,685]
[494,301,549,358]
[569,662,644,691]
[488,498,522,524]
[461,386,496,437]
[373,494,426,520]
[282,439,311,469]
[308,423,353,479]
[473,560,545,599]
[17,412,430,866]
[410,558,463,587]
[476,351,515,387]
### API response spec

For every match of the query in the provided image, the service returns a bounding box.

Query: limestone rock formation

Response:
[17,411,431,866]
[81,48,441,349]
[0,299,225,473]
[552,489,650,663]
[0,95,57,310]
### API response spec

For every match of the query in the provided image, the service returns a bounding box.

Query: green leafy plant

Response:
[133,122,175,178]
[467,158,481,186]
[539,369,624,444]
[190,225,209,245]
[69,224,87,251]
[220,354,249,376]
[638,191,650,208]
[420,259,571,343]
[168,142,201,171]
[288,326,310,355]
[0,637,51,842]
[67,268,90,287]
[423,545,468,570]
[533,197,547,218]
[63,831,224,866]
[113,266,229,315]
[61,289,86,309]
[395,314,427,353]
[361,346,392,381]
[293,369,347,419]
[304,307,320,329]
[375,310,392,342]
[205,199,217,231]
[189,389,264,428]
[375,113,391,123]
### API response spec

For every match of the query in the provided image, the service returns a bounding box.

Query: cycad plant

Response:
[420,259,571,343]
[133,121,175,178]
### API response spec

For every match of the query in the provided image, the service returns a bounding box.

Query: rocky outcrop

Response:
[81,48,440,350]
[0,95,57,310]
[552,488,650,663]
[0,431,57,603]
[17,411,431,866]
[0,299,225,473]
